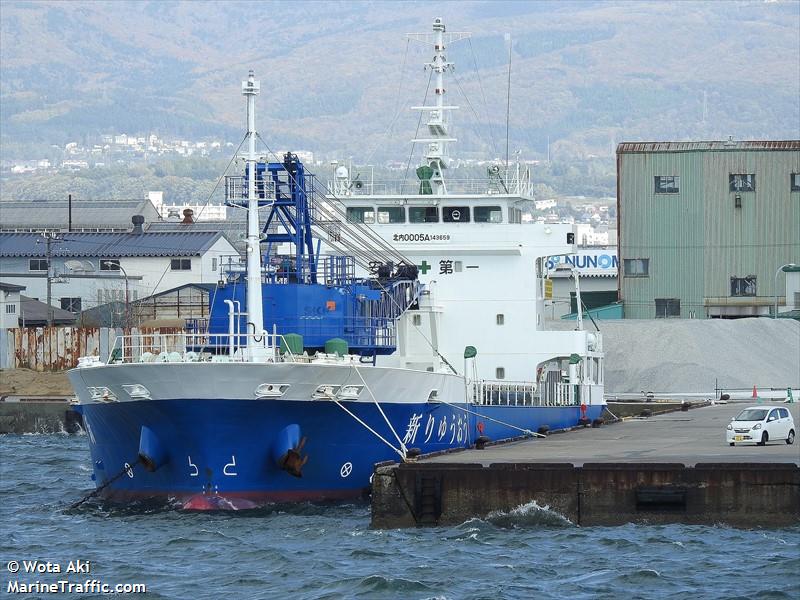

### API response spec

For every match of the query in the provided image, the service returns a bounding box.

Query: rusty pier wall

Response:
[371,462,800,528]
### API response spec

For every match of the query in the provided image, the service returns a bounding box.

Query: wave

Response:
[485,500,574,529]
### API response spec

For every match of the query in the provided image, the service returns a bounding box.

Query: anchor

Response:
[278,436,308,478]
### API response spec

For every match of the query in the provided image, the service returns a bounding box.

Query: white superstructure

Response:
[324,18,604,405]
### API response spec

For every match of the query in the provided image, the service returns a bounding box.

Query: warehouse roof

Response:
[0,231,225,258]
[0,198,161,231]
[19,296,77,326]
[0,282,26,292]
[617,140,800,154]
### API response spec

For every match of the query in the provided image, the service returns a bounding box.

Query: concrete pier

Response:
[371,402,800,528]
[0,396,82,434]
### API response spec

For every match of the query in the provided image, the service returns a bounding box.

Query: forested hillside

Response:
[2,1,798,166]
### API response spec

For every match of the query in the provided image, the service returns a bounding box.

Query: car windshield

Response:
[735,409,768,421]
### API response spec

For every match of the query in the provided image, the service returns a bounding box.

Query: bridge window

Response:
[409,207,439,223]
[346,207,375,224]
[496,367,505,379]
[474,206,503,223]
[496,314,504,325]
[443,206,470,223]
[377,206,405,224]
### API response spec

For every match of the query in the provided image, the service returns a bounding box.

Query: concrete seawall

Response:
[0,397,82,434]
[372,462,799,528]
[372,402,800,528]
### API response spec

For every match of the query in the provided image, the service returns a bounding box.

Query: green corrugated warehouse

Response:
[617,140,800,319]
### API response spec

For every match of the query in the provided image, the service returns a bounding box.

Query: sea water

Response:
[1,434,798,599]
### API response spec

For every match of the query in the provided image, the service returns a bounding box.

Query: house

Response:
[0,221,238,320]
[18,296,77,327]
[0,282,25,329]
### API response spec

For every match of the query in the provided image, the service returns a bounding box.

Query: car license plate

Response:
[734,435,744,441]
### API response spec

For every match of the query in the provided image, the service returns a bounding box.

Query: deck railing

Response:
[470,380,584,407]
[106,332,298,364]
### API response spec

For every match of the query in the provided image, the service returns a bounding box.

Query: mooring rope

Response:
[352,364,409,457]
[431,397,548,439]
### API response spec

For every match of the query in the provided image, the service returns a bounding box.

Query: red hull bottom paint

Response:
[101,488,369,511]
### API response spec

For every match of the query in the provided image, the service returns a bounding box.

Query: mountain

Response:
[1,0,798,162]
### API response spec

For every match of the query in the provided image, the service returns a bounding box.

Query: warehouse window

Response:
[731,276,756,297]
[623,258,649,277]
[655,298,680,318]
[60,297,82,313]
[171,258,192,271]
[729,174,755,192]
[654,176,680,194]
[29,258,48,271]
[100,259,121,271]
[5,304,15,314]
[791,173,800,192]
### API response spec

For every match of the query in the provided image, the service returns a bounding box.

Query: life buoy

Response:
[477,421,485,434]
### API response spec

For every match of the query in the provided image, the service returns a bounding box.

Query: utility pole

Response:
[42,231,62,327]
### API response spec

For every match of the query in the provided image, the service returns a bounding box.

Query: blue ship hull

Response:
[79,399,603,509]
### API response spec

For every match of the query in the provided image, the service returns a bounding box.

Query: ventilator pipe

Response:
[233,300,242,347]
[224,299,235,356]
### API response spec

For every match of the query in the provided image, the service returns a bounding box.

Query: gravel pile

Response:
[551,318,799,394]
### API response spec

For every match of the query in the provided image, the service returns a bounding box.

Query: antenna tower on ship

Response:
[408,18,470,196]
[242,70,265,350]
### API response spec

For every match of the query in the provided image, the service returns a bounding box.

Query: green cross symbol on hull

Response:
[419,260,431,275]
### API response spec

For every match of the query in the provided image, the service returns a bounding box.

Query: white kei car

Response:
[726,406,795,446]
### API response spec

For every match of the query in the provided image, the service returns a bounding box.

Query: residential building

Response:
[0,226,237,319]
[0,282,24,329]
[617,140,800,318]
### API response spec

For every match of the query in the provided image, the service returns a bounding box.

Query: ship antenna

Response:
[408,18,470,196]
[242,70,264,352]
[504,33,511,180]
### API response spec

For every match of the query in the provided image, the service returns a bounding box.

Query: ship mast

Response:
[409,18,470,196]
[242,70,264,349]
